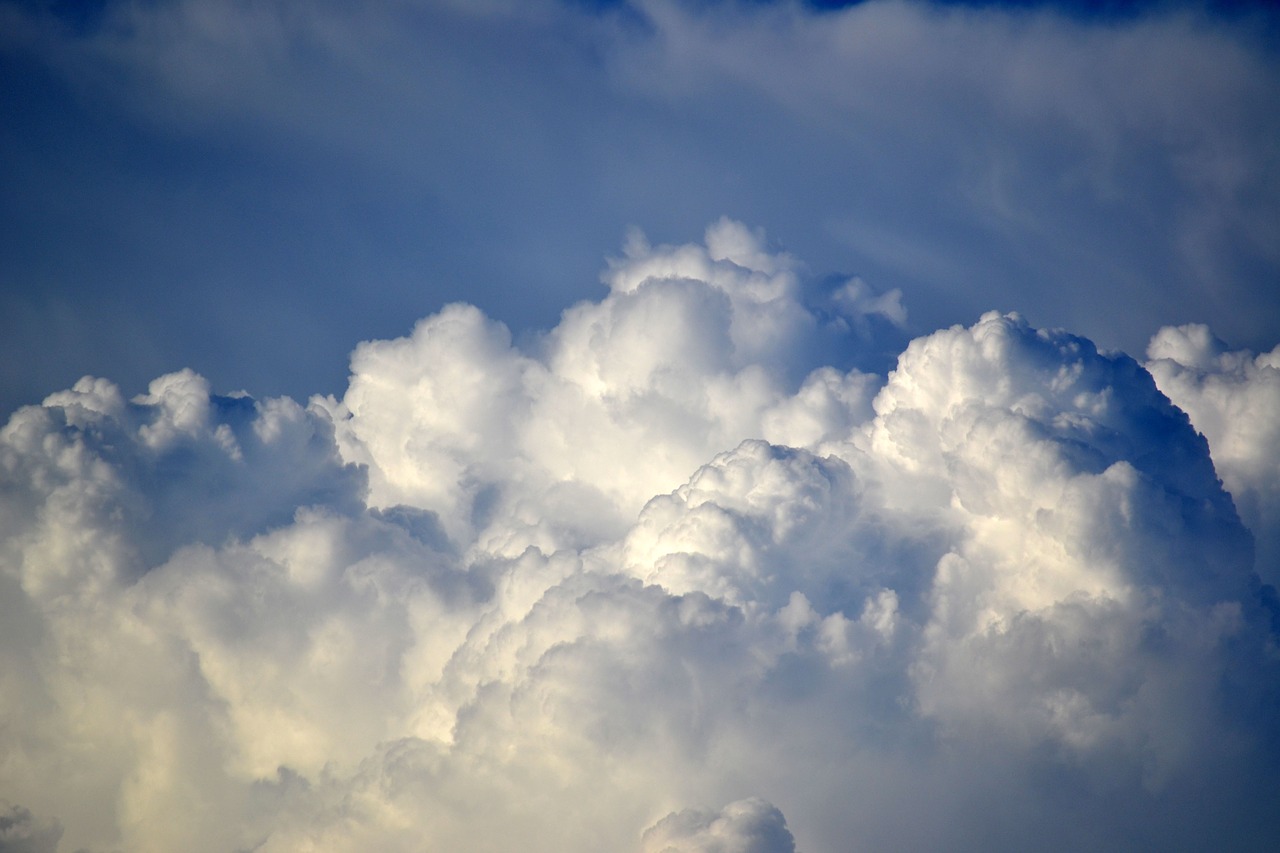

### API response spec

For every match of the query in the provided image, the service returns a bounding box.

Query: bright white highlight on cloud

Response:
[324,219,887,555]
[2,222,1279,853]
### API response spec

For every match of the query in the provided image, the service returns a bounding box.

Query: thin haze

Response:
[2,1,1280,852]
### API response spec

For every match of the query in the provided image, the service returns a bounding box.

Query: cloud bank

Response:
[2,221,1278,852]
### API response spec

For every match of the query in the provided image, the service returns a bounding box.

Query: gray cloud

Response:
[641,798,796,853]
[0,803,61,853]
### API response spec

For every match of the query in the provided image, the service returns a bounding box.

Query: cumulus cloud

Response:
[323,218,885,555]
[1,222,1278,853]
[641,798,795,853]
[1146,325,1280,584]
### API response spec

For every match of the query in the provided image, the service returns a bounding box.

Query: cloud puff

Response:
[324,218,886,555]
[1,222,1278,852]
[641,797,795,853]
[1146,324,1280,584]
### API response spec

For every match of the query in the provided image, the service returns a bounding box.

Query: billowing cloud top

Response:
[2,0,1279,421]
[2,220,1278,852]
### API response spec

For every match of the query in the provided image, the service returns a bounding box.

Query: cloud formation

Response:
[325,219,888,554]
[2,221,1278,852]
[3,0,1278,420]
[1146,325,1280,585]
[641,798,796,853]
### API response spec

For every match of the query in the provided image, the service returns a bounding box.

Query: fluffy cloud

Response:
[1146,325,1280,585]
[1,223,1278,852]
[324,219,886,555]
[855,313,1255,758]
[641,798,795,853]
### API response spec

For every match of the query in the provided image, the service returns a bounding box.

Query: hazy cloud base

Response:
[2,221,1279,852]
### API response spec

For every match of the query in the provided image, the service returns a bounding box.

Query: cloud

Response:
[323,219,886,554]
[2,220,1279,852]
[0,803,61,853]
[2,370,365,588]
[2,0,1278,423]
[1146,325,1280,585]
[641,797,795,853]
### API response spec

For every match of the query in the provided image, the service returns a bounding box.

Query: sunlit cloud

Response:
[2,218,1277,851]
[3,1,1279,850]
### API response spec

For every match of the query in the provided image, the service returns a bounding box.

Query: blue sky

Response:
[2,2,1280,851]
[2,0,1278,419]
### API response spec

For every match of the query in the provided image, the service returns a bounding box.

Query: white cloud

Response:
[323,220,884,556]
[1146,325,1280,586]
[2,221,1279,852]
[0,1,1276,850]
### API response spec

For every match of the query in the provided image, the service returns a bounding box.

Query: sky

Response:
[1,1,1280,851]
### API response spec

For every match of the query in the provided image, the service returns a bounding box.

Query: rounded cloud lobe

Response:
[641,797,796,853]
[2,223,1278,852]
